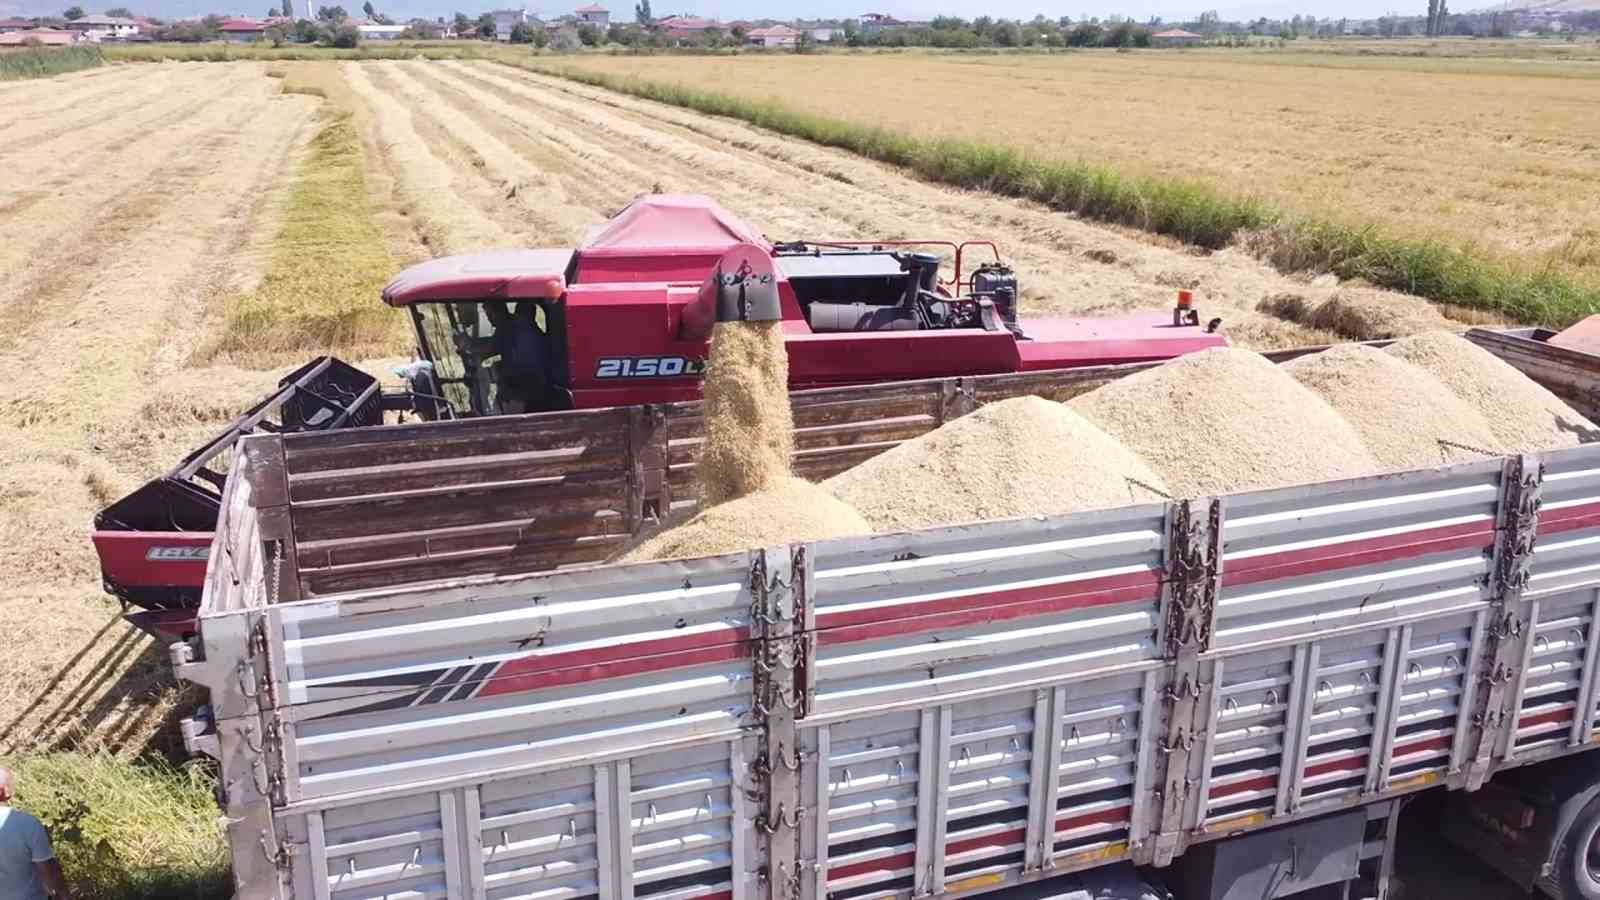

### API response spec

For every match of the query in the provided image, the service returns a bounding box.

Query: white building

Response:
[491,7,525,40]
[574,3,608,26]
[64,14,139,41]
[356,22,406,38]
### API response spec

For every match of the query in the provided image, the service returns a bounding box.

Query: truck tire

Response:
[1551,794,1600,900]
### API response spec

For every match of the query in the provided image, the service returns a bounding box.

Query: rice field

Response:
[0,53,1575,897]
[552,49,1600,289]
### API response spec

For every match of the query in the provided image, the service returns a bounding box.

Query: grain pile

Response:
[1284,344,1500,470]
[696,321,795,505]
[1387,332,1597,452]
[823,397,1171,530]
[622,477,872,562]
[1068,347,1380,497]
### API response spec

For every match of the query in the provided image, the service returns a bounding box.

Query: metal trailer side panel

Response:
[263,553,757,800]
[192,431,1600,899]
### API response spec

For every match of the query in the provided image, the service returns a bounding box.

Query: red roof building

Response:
[0,17,33,32]
[574,3,609,25]
[1151,27,1204,45]
[218,17,268,41]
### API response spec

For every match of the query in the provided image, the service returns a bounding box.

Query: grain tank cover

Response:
[577,194,772,258]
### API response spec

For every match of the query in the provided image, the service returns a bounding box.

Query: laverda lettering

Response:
[594,356,706,379]
[145,546,210,562]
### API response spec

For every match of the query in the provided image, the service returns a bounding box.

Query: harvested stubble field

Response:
[552,50,1600,295]
[0,55,1534,896]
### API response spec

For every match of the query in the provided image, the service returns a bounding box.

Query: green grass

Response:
[103,41,481,63]
[2,752,229,900]
[0,44,104,80]
[516,59,1600,327]
[201,66,404,365]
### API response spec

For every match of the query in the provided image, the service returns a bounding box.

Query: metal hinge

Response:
[1493,455,1543,599]
[259,830,294,869]
[1161,499,1222,657]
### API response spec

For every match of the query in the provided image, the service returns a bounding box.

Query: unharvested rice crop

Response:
[1387,332,1597,451]
[1257,288,1454,341]
[2,751,229,900]
[824,396,1170,530]
[623,476,871,562]
[551,52,1600,289]
[696,322,794,505]
[1068,347,1379,497]
[1284,344,1500,471]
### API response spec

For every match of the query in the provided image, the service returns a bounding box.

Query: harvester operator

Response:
[484,301,548,414]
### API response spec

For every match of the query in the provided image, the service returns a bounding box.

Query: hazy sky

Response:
[0,0,1416,27]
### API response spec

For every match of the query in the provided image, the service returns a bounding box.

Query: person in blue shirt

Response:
[0,767,71,900]
[485,301,548,413]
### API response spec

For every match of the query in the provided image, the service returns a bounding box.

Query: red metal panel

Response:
[1536,499,1600,537]
[475,629,750,698]
[1222,520,1496,589]
[815,569,1160,640]
[92,530,211,587]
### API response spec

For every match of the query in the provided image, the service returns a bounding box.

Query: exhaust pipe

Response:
[680,242,782,341]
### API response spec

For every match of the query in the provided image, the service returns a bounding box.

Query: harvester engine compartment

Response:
[774,245,1011,335]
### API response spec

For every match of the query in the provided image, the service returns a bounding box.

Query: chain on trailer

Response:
[1137,499,1224,867]
[750,545,815,900]
[1465,453,1544,790]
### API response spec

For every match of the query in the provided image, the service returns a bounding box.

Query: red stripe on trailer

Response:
[816,570,1161,647]
[1055,805,1132,833]
[947,826,1026,856]
[1518,708,1575,730]
[1538,501,1600,536]
[1210,774,1275,800]
[1209,753,1371,801]
[475,627,749,697]
[826,850,915,882]
[1222,520,1495,589]
[826,812,1130,883]
[1305,751,1369,780]
[1389,734,1452,759]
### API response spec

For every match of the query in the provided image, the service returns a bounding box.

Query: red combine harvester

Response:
[93,194,1224,636]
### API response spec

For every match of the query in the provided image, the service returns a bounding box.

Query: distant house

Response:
[0,17,32,33]
[1151,27,1203,46]
[491,8,525,40]
[546,20,580,47]
[218,18,267,42]
[0,27,75,45]
[64,14,140,41]
[657,13,719,43]
[809,25,833,41]
[574,3,609,26]
[746,23,798,46]
[355,20,406,39]
[858,12,909,33]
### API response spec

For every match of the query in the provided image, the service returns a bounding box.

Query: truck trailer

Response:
[175,327,1600,900]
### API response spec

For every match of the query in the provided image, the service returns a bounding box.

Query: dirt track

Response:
[1,59,1466,757]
